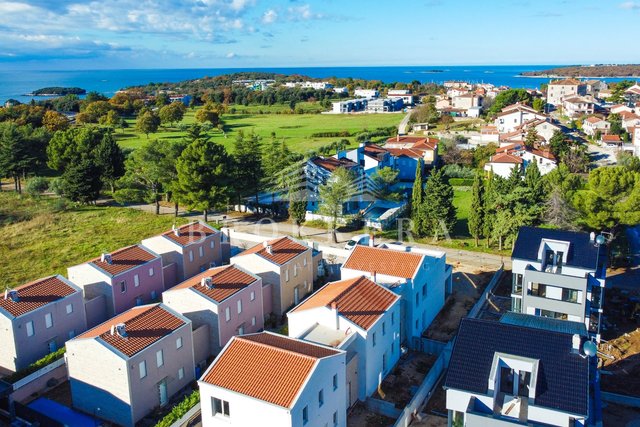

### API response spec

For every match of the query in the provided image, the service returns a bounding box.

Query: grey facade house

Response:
[445,317,596,427]
[510,227,607,342]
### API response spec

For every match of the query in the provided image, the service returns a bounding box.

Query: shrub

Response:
[443,164,476,179]
[5,347,66,384]
[113,188,148,204]
[310,130,351,138]
[25,177,50,197]
[48,177,65,197]
[305,219,328,228]
[155,390,200,427]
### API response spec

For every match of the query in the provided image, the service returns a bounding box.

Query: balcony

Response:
[464,395,529,427]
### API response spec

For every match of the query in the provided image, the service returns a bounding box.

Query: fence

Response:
[393,341,453,427]
[12,357,66,391]
[420,338,448,356]
[467,264,504,319]
[601,392,640,408]
[168,402,201,427]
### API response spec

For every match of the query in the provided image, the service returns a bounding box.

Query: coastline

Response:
[518,74,640,79]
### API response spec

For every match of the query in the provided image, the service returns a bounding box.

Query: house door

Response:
[294,287,300,305]
[48,339,57,353]
[158,379,168,407]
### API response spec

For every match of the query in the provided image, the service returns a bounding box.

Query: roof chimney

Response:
[101,253,113,265]
[572,334,581,353]
[371,271,377,283]
[8,290,19,302]
[172,224,180,237]
[369,233,374,247]
[589,232,595,242]
[331,301,339,330]
[262,241,269,248]
[266,245,273,255]
[3,289,7,300]
[201,277,213,289]
[396,134,400,142]
[110,325,115,335]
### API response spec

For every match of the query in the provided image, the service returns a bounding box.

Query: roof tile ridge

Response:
[237,336,321,361]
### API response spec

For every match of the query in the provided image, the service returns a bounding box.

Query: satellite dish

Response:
[583,341,597,357]
[595,235,606,245]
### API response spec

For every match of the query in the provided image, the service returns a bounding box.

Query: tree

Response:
[0,123,49,193]
[195,104,220,126]
[94,131,125,194]
[563,146,590,173]
[60,157,102,204]
[524,127,539,149]
[544,187,577,229]
[487,89,533,116]
[155,93,170,108]
[82,101,112,123]
[608,113,624,136]
[289,199,307,237]
[372,167,400,201]
[420,168,457,241]
[468,172,484,246]
[231,132,264,211]
[483,171,496,247]
[158,102,186,127]
[524,161,543,203]
[42,110,69,132]
[318,167,356,243]
[532,97,545,112]
[548,130,570,158]
[473,143,498,169]
[47,127,103,171]
[135,110,160,138]
[440,114,454,130]
[411,159,423,214]
[99,110,121,129]
[175,139,231,222]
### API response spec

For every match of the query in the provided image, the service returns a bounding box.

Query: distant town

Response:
[1,68,640,427]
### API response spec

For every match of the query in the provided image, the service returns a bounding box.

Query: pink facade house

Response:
[67,245,165,327]
[0,275,87,372]
[162,264,264,358]
[66,304,194,427]
[142,221,227,288]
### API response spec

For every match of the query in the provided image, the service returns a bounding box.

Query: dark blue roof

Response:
[445,318,589,416]
[512,226,607,270]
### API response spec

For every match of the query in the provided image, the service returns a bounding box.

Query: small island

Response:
[26,87,87,96]
[521,64,640,78]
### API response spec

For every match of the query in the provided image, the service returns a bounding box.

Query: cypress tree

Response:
[410,159,424,234]
[468,172,484,247]
[422,168,457,241]
[483,170,495,248]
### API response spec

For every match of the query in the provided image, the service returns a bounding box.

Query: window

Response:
[156,349,164,367]
[45,312,53,329]
[303,257,307,267]
[189,250,194,262]
[212,397,230,417]
[139,360,147,379]
[285,269,289,282]
[302,406,308,424]
[333,412,338,427]
[26,321,34,337]
[66,303,73,314]
[149,267,154,276]
[333,374,338,391]
[225,307,230,322]
[210,240,215,249]
[251,316,256,326]
[250,291,255,301]
[372,332,376,347]
[178,367,185,380]
[176,337,183,349]
[294,265,298,277]
[199,246,204,258]
[562,288,579,303]
[318,389,324,407]
[119,281,127,293]
[134,274,140,287]
[238,325,244,335]
[422,284,427,298]
[237,299,242,314]
[382,321,386,336]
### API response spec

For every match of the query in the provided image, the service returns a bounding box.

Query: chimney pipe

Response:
[172,224,180,237]
[266,245,273,255]
[572,334,581,353]
[589,232,595,242]
[369,233,374,247]
[396,134,400,142]
[331,301,339,330]
[372,271,377,283]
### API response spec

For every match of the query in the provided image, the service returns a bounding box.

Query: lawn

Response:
[115,107,403,153]
[0,191,190,288]
[452,185,472,237]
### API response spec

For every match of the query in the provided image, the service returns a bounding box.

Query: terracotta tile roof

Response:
[90,245,157,276]
[549,78,583,86]
[619,111,640,120]
[489,152,523,164]
[291,276,399,330]
[235,236,309,266]
[76,304,186,357]
[386,147,427,159]
[385,135,438,149]
[585,116,605,124]
[201,332,339,408]
[169,265,258,303]
[343,245,423,279]
[362,144,388,160]
[0,276,78,318]
[162,222,218,246]
[602,134,622,142]
[563,95,593,104]
[311,156,359,172]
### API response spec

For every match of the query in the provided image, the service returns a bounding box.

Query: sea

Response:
[0,65,631,104]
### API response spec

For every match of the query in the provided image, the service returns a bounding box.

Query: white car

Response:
[344,234,370,251]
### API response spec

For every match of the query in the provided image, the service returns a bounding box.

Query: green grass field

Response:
[0,191,190,288]
[115,107,403,153]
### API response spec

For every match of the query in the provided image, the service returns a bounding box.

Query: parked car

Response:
[344,234,370,251]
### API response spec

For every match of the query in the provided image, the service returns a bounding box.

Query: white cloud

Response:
[262,9,277,24]
[226,52,236,58]
[0,1,36,13]
[620,1,640,9]
[287,4,324,21]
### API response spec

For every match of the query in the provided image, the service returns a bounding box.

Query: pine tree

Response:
[421,169,457,241]
[483,171,495,248]
[524,127,539,148]
[94,131,125,194]
[524,160,543,203]
[232,132,263,211]
[289,199,307,237]
[411,159,423,214]
[468,172,484,247]
[507,164,522,190]
[61,157,102,204]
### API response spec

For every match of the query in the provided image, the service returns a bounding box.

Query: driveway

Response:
[586,143,618,167]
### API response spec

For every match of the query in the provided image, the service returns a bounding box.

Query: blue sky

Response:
[1,0,639,69]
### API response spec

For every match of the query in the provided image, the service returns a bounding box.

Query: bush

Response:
[448,178,475,186]
[25,177,50,197]
[305,219,328,228]
[5,347,66,384]
[310,130,351,138]
[113,188,148,204]
[155,390,200,427]
[48,177,65,196]
[443,164,476,179]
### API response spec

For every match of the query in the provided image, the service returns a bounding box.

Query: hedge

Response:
[155,390,200,427]
[310,130,351,138]
[448,178,475,187]
[5,347,66,384]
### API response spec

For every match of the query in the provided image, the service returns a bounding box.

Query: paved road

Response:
[398,111,412,135]
[586,142,618,168]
